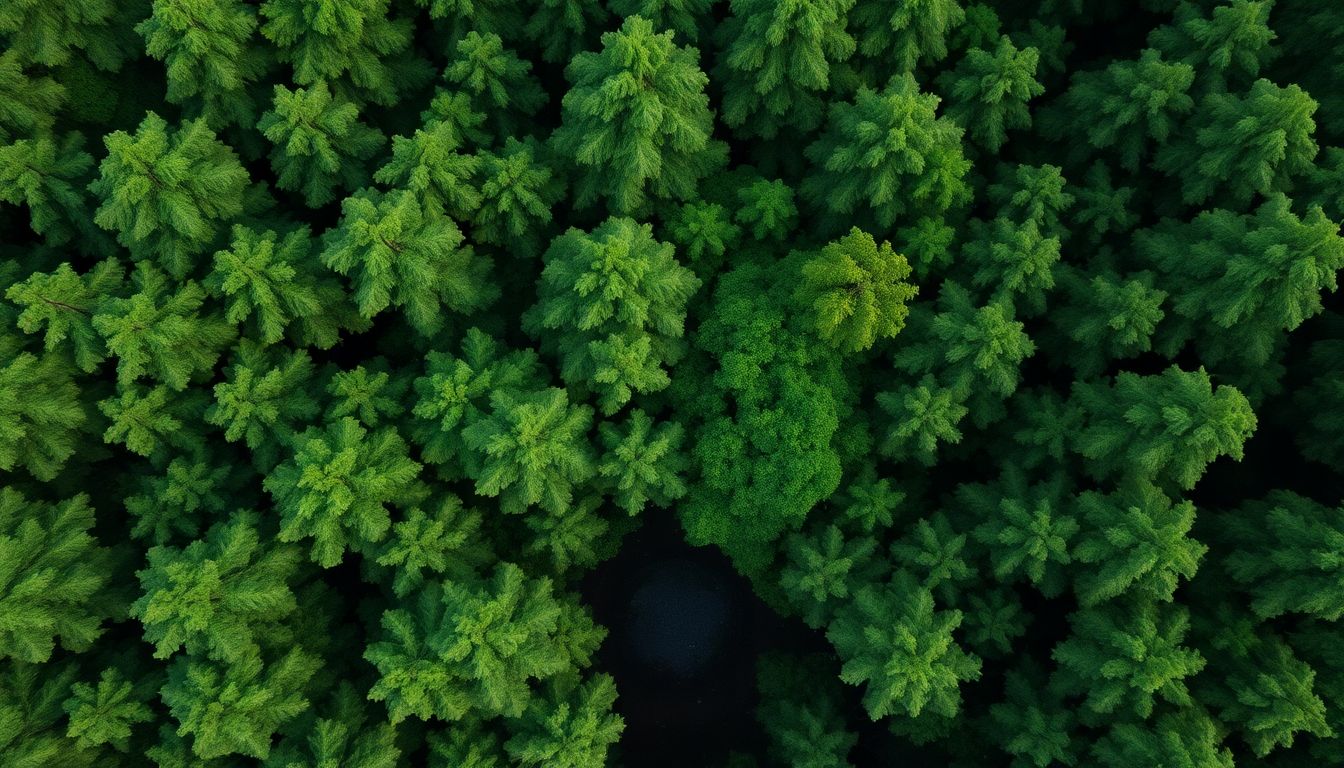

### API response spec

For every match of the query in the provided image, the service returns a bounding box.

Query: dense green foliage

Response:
[5,1,1344,765]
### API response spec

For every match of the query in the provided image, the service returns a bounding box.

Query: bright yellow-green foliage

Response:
[795,227,918,353]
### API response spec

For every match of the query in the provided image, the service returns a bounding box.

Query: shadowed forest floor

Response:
[583,513,955,766]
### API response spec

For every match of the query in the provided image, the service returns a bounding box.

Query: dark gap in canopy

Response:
[581,510,820,765]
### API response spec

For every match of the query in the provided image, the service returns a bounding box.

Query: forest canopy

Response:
[4,0,1344,765]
